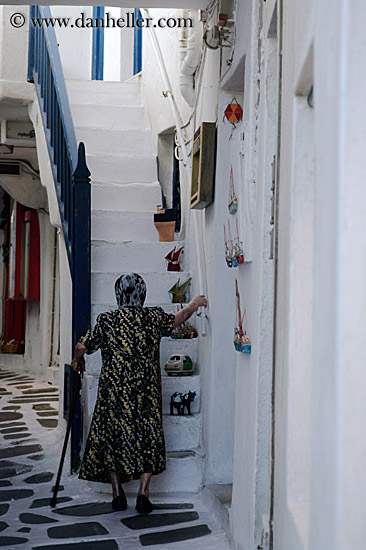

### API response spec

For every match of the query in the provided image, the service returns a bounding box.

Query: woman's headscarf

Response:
[114,273,147,307]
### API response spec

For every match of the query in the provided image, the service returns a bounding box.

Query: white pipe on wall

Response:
[179,10,203,107]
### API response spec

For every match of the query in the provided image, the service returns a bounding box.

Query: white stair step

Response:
[91,240,185,272]
[162,374,201,415]
[91,211,159,242]
[83,336,198,376]
[71,104,146,129]
[87,154,157,184]
[163,414,201,452]
[91,271,192,305]
[148,451,203,493]
[88,451,204,494]
[91,182,162,212]
[76,127,153,156]
[66,79,141,106]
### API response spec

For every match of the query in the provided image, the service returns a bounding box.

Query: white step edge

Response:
[86,450,204,494]
[75,127,153,155]
[91,241,186,272]
[91,211,159,242]
[91,182,162,212]
[71,104,147,130]
[87,154,157,184]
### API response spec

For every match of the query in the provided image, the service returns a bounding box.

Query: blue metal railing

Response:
[28,5,78,267]
[28,5,91,472]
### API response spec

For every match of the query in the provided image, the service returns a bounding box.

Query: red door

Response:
[2,201,40,354]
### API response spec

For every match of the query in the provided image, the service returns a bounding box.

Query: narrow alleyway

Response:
[0,367,231,549]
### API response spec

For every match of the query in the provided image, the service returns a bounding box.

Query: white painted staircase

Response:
[66,79,204,494]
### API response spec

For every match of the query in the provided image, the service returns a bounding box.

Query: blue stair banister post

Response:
[27,6,91,473]
[71,142,91,471]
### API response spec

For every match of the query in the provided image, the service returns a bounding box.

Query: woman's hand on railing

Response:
[173,295,207,328]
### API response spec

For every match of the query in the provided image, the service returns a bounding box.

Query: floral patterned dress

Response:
[78,306,175,483]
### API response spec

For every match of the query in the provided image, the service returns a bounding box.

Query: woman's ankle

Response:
[110,470,124,499]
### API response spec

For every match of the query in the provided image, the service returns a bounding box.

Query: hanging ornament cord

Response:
[242,308,247,337]
[224,223,231,266]
[230,166,234,200]
[228,220,234,258]
[229,166,238,214]
[235,218,239,255]
[235,302,245,337]
[235,279,244,338]
[235,218,242,263]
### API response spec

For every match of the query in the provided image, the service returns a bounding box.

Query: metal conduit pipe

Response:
[140,8,207,336]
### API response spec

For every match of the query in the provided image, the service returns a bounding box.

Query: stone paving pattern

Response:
[0,368,231,549]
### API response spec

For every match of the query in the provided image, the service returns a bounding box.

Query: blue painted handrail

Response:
[28,5,91,472]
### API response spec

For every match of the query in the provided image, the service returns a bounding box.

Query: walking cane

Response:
[50,369,81,507]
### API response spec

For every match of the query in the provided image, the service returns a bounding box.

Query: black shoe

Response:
[135,494,153,514]
[112,494,127,511]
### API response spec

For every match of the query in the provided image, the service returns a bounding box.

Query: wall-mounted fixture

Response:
[217,0,235,27]
[204,24,234,50]
[205,26,221,49]
[190,122,216,209]
[0,120,36,147]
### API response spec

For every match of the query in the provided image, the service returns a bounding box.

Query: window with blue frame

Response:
[92,6,105,80]
[133,8,142,75]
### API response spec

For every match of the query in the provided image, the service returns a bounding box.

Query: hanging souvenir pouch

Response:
[228,166,238,214]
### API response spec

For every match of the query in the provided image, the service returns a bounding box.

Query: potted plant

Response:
[154,207,178,242]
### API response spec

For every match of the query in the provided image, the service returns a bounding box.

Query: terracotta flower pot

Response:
[154,221,176,242]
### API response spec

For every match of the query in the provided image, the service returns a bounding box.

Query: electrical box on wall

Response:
[218,0,235,26]
[190,122,216,210]
[0,120,36,147]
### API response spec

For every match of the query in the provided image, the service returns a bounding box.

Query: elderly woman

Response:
[72,273,206,514]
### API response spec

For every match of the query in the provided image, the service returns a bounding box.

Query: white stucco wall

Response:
[0,6,30,87]
[274,1,366,549]
[52,6,93,81]
[140,6,239,490]
[310,1,366,548]
[140,9,275,550]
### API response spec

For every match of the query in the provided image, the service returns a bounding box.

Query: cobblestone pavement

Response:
[0,368,231,549]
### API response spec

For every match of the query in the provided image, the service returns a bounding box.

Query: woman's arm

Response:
[173,295,207,329]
